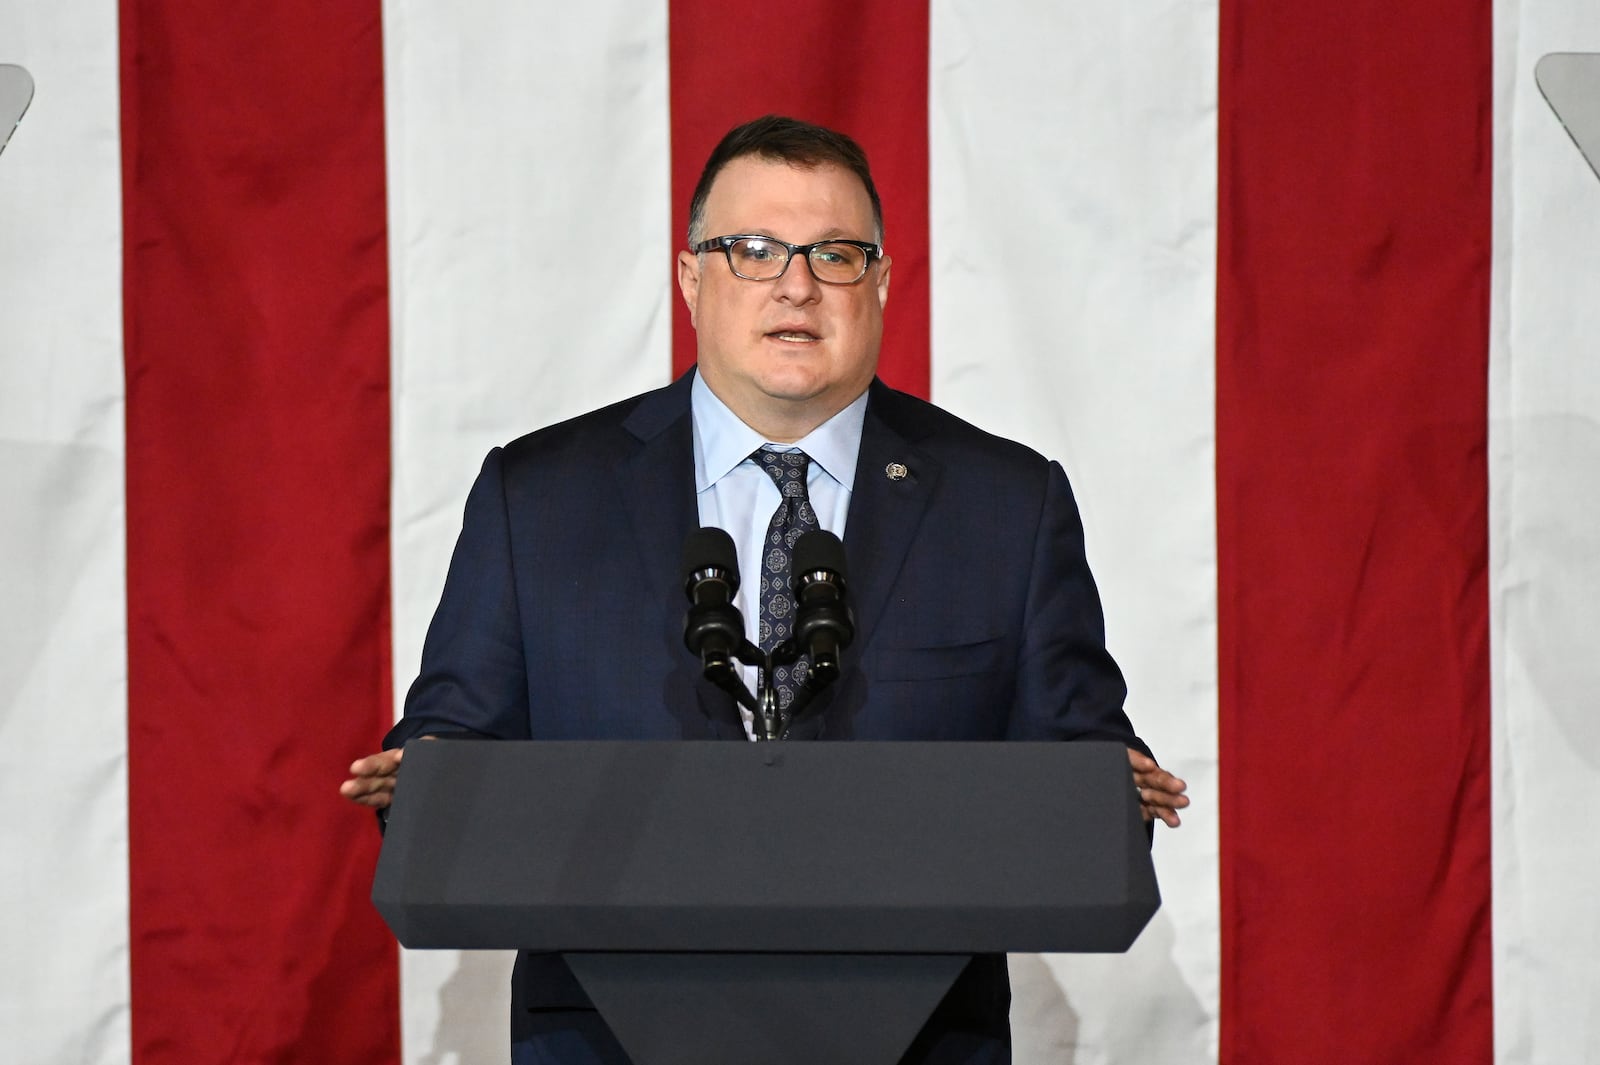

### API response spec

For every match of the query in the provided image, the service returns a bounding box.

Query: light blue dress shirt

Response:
[691,372,867,733]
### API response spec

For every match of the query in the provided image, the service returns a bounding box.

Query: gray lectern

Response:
[1537,53,1600,182]
[0,65,32,159]
[374,740,1157,1065]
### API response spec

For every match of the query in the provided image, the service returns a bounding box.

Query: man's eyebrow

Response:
[733,228,861,243]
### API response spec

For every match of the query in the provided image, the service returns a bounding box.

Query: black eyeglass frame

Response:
[692,234,884,285]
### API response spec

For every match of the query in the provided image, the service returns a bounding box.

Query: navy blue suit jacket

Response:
[385,370,1146,1041]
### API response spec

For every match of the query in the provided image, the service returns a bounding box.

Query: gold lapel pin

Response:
[885,462,908,481]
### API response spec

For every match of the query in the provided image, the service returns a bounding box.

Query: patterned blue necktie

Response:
[754,447,820,709]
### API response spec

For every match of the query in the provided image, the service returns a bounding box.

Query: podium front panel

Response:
[374,739,1158,953]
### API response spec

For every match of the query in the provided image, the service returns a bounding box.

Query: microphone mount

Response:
[680,528,854,740]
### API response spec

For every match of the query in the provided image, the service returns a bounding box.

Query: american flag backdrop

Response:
[2,1,1597,1062]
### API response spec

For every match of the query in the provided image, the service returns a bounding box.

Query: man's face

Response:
[677,156,891,440]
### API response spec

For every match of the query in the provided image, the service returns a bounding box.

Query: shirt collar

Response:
[691,371,868,492]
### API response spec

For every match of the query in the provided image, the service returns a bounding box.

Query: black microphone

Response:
[790,530,854,683]
[681,527,743,662]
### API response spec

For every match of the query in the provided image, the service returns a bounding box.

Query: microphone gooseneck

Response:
[678,526,853,739]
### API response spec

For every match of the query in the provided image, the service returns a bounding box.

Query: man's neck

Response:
[691,373,868,497]
[697,378,868,444]
[743,409,831,444]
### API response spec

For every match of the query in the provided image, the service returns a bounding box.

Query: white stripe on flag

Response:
[1491,2,1600,1062]
[383,1,673,1058]
[929,2,1220,1061]
[8,0,1597,1058]
[0,4,128,1063]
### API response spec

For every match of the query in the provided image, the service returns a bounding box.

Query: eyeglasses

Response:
[693,235,883,285]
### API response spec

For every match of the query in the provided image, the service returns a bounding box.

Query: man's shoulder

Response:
[497,374,691,471]
[867,379,1051,474]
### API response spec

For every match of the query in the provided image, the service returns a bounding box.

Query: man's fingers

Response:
[343,787,394,810]
[1127,747,1189,828]
[1139,786,1190,812]
[1141,801,1182,828]
[348,748,403,778]
[1137,790,1184,827]
[1137,784,1189,809]
[1126,748,1158,772]
[1135,772,1190,801]
[338,774,396,808]
[340,777,391,797]
[1130,760,1188,793]
[340,773,398,796]
[341,748,404,807]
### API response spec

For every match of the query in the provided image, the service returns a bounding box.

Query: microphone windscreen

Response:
[792,530,847,581]
[681,526,739,588]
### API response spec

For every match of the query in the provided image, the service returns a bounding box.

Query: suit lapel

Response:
[618,375,697,605]
[842,381,942,658]
[618,372,745,738]
[617,374,941,736]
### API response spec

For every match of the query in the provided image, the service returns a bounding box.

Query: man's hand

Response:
[1128,748,1189,828]
[340,748,404,809]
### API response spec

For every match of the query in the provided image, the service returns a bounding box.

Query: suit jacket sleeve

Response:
[385,447,531,748]
[1005,459,1150,757]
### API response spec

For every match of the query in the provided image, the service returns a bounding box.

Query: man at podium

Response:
[344,114,1188,1064]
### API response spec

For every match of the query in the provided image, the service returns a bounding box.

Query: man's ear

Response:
[677,250,701,327]
[875,253,892,311]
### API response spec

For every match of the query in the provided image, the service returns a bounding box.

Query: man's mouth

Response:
[767,330,821,344]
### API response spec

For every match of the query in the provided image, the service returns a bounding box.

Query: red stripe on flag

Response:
[668,2,931,399]
[1216,1,1494,1059]
[120,3,399,1061]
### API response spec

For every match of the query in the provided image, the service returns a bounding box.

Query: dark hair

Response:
[686,114,884,246]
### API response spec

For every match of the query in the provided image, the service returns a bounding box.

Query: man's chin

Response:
[754,376,837,409]
[699,358,872,430]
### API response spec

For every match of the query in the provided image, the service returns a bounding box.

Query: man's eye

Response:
[736,240,781,262]
[813,244,866,271]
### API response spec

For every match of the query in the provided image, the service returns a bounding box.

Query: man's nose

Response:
[772,251,822,302]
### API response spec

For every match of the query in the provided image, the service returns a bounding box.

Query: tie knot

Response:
[755,447,811,500]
